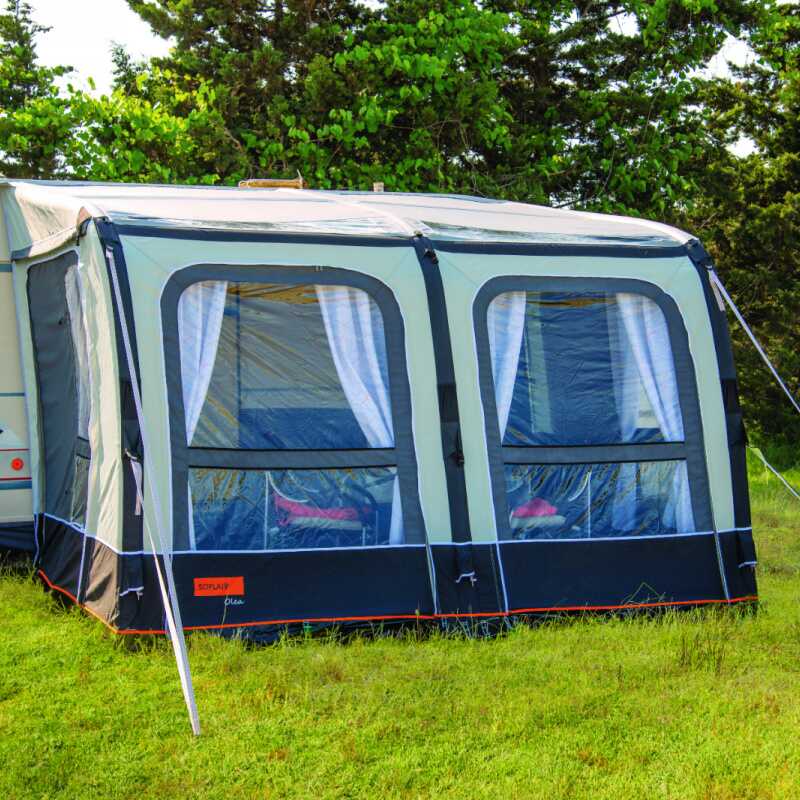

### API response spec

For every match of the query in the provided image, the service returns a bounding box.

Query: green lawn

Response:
[1,459,799,800]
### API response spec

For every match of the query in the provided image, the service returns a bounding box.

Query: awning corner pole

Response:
[709,268,800,507]
[105,245,201,736]
[709,269,800,417]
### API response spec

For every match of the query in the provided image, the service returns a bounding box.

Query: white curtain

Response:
[315,285,404,543]
[617,293,694,532]
[487,292,526,438]
[178,281,228,442]
[178,280,228,547]
[64,264,92,441]
[610,300,643,531]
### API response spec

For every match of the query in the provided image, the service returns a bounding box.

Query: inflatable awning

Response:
[0,179,691,260]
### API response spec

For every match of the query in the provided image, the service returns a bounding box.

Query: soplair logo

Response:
[193,576,245,598]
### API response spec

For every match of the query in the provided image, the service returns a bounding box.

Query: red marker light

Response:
[10,458,24,472]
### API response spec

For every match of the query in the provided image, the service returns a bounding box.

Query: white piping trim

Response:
[496,527,750,544]
[495,541,510,613]
[172,543,428,555]
[44,512,86,533]
[118,585,144,598]
[430,540,476,546]
[76,533,87,602]
[43,513,144,555]
[713,529,731,600]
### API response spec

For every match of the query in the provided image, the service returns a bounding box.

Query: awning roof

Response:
[0,179,692,259]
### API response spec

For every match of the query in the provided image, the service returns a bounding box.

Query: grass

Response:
[1,456,799,799]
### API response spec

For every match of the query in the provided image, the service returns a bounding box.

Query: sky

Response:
[31,0,171,95]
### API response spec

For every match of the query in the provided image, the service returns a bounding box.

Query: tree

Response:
[0,0,793,441]
[117,0,764,207]
[0,0,73,177]
[681,2,800,446]
[481,0,764,214]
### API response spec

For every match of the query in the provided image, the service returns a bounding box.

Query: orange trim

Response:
[38,569,78,603]
[37,568,758,637]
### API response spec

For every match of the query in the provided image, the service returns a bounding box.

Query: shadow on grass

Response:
[0,549,34,577]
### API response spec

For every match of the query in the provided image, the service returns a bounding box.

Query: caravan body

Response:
[0,181,757,636]
[0,219,32,549]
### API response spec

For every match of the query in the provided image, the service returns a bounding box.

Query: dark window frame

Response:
[473,276,713,539]
[26,249,92,525]
[161,264,425,550]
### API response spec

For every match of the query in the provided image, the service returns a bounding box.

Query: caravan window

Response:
[477,281,711,540]
[165,268,424,552]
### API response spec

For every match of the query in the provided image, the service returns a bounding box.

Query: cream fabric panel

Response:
[0,183,96,259]
[120,235,450,550]
[79,230,124,550]
[439,252,733,541]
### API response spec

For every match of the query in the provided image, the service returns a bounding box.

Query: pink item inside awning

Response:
[512,498,558,518]
[275,493,364,521]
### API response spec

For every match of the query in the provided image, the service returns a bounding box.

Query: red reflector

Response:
[193,576,245,597]
[10,458,24,472]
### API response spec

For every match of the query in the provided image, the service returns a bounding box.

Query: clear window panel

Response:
[179,282,394,450]
[70,455,89,527]
[488,291,684,446]
[188,466,403,550]
[503,460,695,540]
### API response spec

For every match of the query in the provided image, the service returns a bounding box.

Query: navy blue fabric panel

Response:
[720,529,758,599]
[498,532,739,609]
[431,546,474,613]
[0,522,35,552]
[171,546,435,628]
[430,544,505,615]
[33,519,757,636]
[37,516,83,599]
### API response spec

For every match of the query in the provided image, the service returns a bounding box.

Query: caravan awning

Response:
[0,179,691,260]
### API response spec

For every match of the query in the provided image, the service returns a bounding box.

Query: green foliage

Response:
[1,474,799,799]
[110,0,761,207]
[679,2,800,444]
[0,0,73,176]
